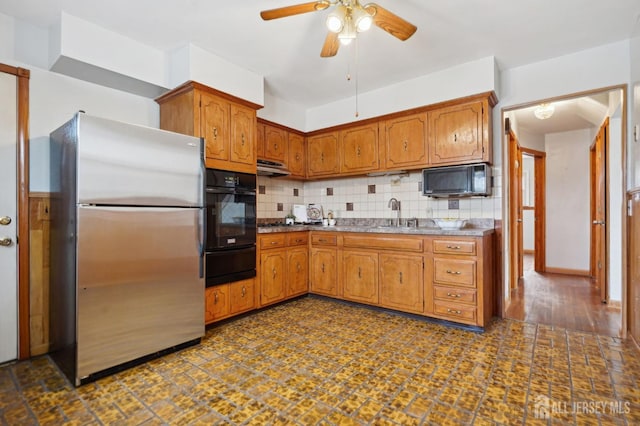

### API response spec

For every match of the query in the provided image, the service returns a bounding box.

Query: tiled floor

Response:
[1,297,640,425]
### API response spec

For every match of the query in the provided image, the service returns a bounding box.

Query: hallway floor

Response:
[505,255,622,337]
[2,297,639,425]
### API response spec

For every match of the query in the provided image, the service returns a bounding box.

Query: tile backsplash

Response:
[257,168,502,221]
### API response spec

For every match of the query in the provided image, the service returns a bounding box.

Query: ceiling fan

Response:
[260,0,417,57]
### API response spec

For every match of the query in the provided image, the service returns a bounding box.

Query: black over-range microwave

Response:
[422,163,492,197]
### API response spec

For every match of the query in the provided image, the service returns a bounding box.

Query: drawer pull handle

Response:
[241,134,245,145]
[272,268,277,279]
[297,262,301,272]
[447,308,462,315]
[213,127,218,140]
[446,270,462,275]
[446,292,461,298]
[319,239,327,242]
[241,286,246,297]
[403,140,408,151]
[295,239,303,243]
[358,267,362,279]
[321,263,325,273]
[399,271,403,284]
[271,241,278,245]
[214,292,219,304]
[446,245,461,250]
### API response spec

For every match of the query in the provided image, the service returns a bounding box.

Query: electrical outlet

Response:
[448,199,459,210]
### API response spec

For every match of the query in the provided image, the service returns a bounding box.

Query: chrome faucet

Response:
[388,198,401,226]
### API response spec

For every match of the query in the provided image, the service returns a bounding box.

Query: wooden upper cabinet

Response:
[307,132,340,177]
[288,132,306,178]
[256,121,265,159]
[339,123,379,173]
[200,92,230,161]
[156,81,259,174]
[428,99,490,166]
[264,125,288,163]
[230,103,255,166]
[382,113,428,170]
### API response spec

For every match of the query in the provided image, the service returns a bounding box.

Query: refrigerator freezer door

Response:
[76,206,204,381]
[75,114,203,207]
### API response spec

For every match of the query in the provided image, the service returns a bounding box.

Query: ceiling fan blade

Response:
[364,3,417,41]
[320,31,340,57]
[260,1,330,21]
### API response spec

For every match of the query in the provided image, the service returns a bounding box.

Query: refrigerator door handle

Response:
[198,207,205,279]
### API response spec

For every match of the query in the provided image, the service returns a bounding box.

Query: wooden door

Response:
[590,119,608,302]
[383,113,428,169]
[310,247,337,296]
[379,253,424,313]
[339,124,379,173]
[508,130,523,289]
[264,125,287,163]
[428,101,486,165]
[287,247,308,296]
[230,104,255,166]
[260,250,287,305]
[342,250,379,304]
[307,132,340,177]
[200,92,230,161]
[288,133,306,178]
[533,153,546,272]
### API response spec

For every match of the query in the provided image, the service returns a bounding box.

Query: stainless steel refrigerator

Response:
[49,113,205,386]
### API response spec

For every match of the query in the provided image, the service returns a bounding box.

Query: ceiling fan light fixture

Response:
[351,5,373,32]
[338,15,356,45]
[326,5,346,33]
[534,103,555,120]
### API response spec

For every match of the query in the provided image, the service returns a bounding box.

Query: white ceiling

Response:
[1,0,640,109]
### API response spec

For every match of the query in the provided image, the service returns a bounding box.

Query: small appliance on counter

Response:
[292,204,308,223]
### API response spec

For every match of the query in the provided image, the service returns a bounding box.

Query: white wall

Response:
[545,129,592,272]
[609,115,623,301]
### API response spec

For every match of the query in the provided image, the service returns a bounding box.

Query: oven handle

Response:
[206,187,256,196]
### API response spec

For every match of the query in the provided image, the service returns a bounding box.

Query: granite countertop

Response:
[257,218,495,237]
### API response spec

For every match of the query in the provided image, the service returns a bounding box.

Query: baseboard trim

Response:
[544,267,590,277]
[607,300,622,309]
[523,249,535,255]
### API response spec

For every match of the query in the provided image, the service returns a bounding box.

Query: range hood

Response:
[257,159,290,177]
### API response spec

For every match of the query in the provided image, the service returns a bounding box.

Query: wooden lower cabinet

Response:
[310,247,338,296]
[379,253,424,314]
[342,250,379,304]
[425,235,493,327]
[205,278,255,324]
[258,232,309,307]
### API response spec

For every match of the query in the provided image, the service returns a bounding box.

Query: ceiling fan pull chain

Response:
[355,37,359,117]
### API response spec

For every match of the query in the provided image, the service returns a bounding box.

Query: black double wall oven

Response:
[205,169,256,287]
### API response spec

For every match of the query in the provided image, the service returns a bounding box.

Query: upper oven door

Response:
[206,187,256,250]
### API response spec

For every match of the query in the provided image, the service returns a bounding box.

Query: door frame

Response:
[0,63,30,360]
[590,118,610,302]
[500,85,628,338]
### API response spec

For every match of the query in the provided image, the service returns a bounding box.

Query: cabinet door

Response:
[264,125,287,163]
[230,104,255,166]
[383,113,427,169]
[307,132,339,177]
[256,121,265,159]
[260,250,287,306]
[287,247,309,296]
[342,250,379,304]
[310,247,337,296]
[340,124,379,173]
[379,253,424,314]
[205,285,230,324]
[200,92,230,161]
[230,278,255,314]
[428,101,486,165]
[288,132,306,178]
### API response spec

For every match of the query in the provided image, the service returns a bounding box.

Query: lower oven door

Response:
[206,245,256,286]
[206,190,256,250]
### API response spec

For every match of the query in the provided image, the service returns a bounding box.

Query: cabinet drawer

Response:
[432,239,476,255]
[433,258,476,287]
[343,235,423,252]
[287,233,309,246]
[434,301,477,323]
[311,234,337,246]
[260,234,286,249]
[433,285,476,304]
